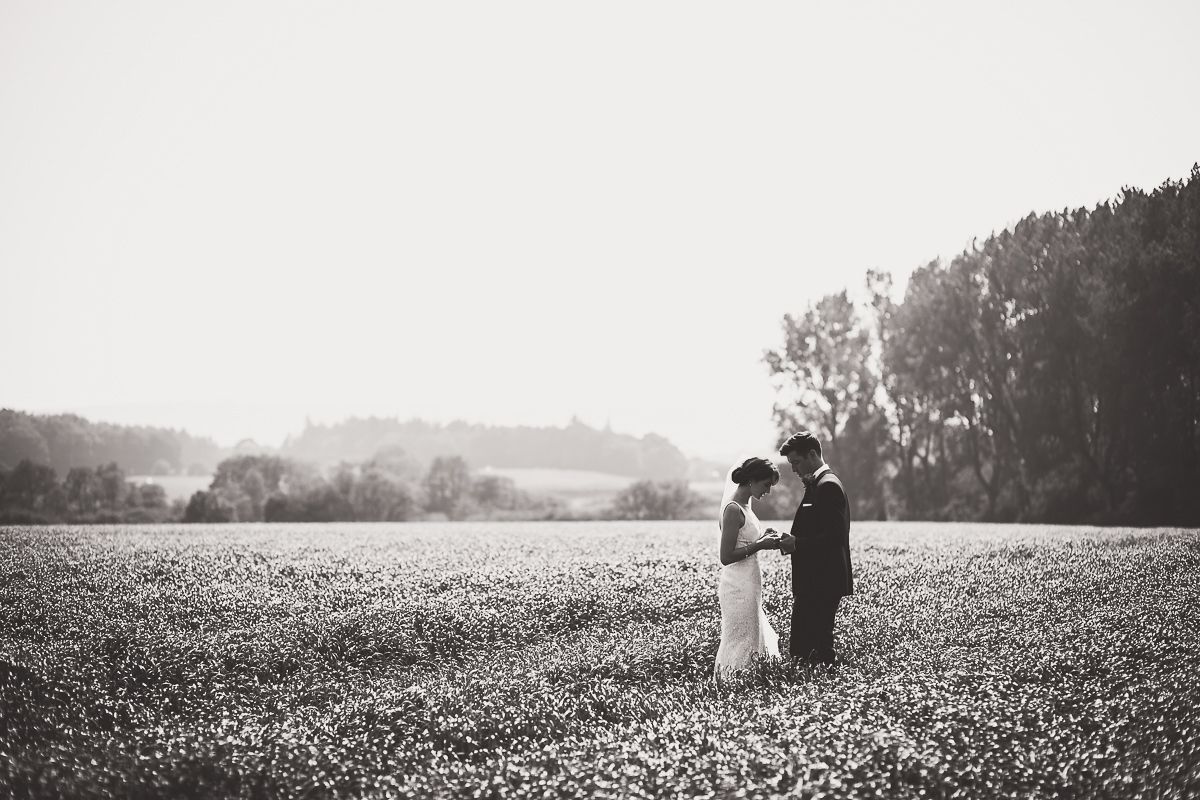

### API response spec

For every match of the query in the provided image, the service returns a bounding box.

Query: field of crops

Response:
[2,521,1198,798]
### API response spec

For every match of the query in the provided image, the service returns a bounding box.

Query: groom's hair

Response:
[779,431,822,458]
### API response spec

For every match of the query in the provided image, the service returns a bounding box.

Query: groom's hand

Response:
[778,532,796,555]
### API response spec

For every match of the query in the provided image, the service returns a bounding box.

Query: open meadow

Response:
[1,521,1198,798]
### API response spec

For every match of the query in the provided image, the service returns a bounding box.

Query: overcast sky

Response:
[2,1,1198,464]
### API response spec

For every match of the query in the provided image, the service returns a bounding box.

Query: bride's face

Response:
[750,478,773,499]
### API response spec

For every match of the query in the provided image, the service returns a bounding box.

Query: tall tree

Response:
[65,467,99,513]
[874,265,952,518]
[765,288,888,519]
[764,290,874,456]
[423,456,473,519]
[96,463,127,509]
[1103,170,1200,523]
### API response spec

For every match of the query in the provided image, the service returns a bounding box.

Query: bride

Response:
[714,457,786,679]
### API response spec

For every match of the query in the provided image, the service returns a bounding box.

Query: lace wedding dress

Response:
[714,499,780,678]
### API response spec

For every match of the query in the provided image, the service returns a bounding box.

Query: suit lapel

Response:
[791,476,816,536]
[793,470,834,536]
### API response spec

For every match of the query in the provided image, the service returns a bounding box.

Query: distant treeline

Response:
[281,417,689,479]
[0,410,224,476]
[0,411,690,481]
[0,460,180,525]
[768,166,1200,526]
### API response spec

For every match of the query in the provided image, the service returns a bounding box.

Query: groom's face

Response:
[786,451,817,477]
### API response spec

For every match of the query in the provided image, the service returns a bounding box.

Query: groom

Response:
[777,431,853,666]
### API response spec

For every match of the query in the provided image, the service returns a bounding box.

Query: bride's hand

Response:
[757,532,781,550]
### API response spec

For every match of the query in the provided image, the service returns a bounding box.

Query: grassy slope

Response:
[1,521,1197,798]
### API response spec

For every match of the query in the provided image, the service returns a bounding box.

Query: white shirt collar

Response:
[811,464,831,480]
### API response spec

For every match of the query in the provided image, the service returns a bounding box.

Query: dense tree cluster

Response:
[184,453,566,523]
[767,166,1200,525]
[607,480,708,520]
[0,460,176,524]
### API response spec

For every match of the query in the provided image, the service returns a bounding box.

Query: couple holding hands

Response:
[714,431,854,679]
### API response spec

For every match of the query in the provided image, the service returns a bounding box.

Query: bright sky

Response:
[2,1,1198,463]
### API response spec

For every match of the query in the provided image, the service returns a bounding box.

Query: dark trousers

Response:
[790,592,841,664]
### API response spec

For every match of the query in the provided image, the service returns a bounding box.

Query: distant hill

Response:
[0,409,226,476]
[0,410,694,481]
[281,417,689,479]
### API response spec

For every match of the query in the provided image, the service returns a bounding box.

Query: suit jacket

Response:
[790,469,854,598]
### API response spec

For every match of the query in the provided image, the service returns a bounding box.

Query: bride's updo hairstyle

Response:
[731,457,780,487]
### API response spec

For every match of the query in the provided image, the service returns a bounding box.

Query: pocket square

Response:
[801,503,813,507]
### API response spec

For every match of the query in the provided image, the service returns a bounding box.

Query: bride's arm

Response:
[720,504,775,565]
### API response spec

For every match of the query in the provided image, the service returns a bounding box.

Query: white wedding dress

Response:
[714,499,780,678]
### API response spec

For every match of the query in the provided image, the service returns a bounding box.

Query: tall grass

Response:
[1,521,1197,798]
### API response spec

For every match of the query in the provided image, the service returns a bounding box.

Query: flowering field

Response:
[1,521,1198,798]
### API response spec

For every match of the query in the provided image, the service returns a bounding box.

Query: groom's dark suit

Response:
[789,467,853,664]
